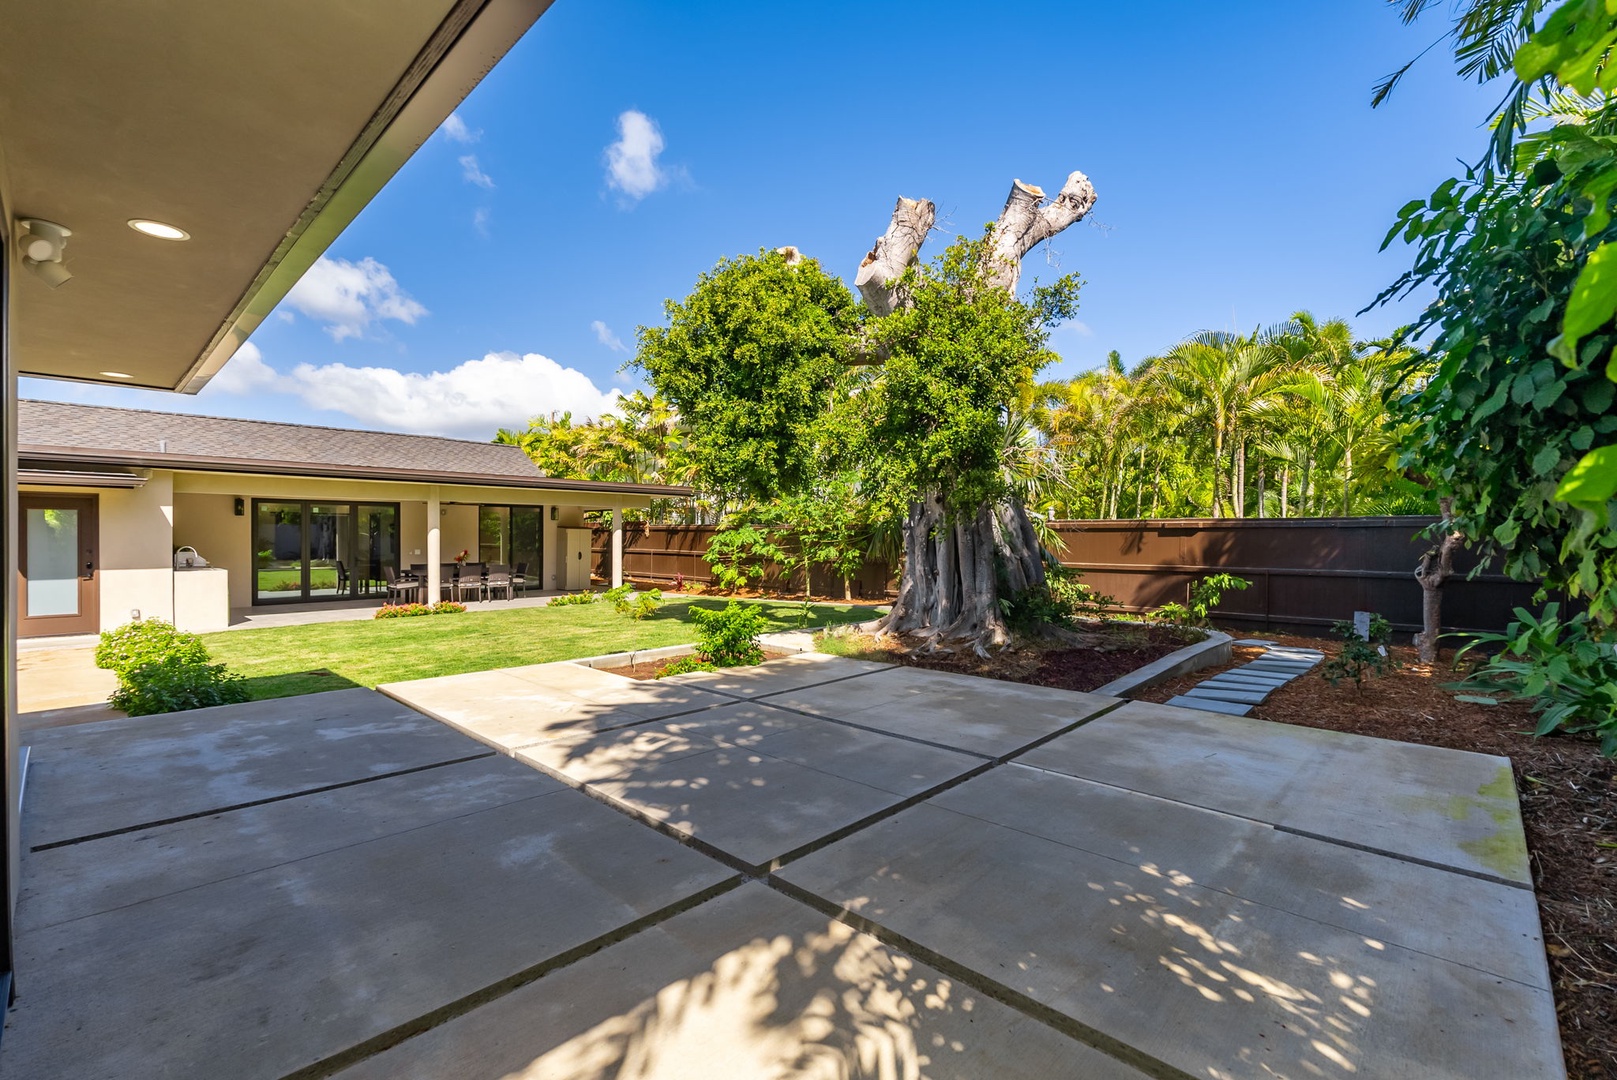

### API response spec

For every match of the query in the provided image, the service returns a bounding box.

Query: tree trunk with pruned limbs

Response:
[1413,496,1463,664]
[856,173,1097,652]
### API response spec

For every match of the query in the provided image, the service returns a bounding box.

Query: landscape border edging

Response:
[1092,629,1232,699]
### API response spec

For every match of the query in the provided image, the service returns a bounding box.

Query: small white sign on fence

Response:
[1353,610,1372,641]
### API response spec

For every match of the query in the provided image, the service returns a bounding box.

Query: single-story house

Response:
[16,400,689,638]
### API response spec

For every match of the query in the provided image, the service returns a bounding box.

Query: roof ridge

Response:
[17,398,512,449]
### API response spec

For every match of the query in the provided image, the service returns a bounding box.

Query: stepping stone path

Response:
[1164,638,1323,716]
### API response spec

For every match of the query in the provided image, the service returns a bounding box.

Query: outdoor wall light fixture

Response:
[549,506,558,520]
[128,219,190,240]
[234,498,245,516]
[18,219,72,288]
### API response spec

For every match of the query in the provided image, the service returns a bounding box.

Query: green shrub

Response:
[704,525,784,593]
[688,601,769,667]
[1321,614,1396,693]
[1003,566,1119,631]
[1456,604,1617,756]
[96,619,247,717]
[431,601,467,614]
[96,619,209,676]
[655,654,718,678]
[547,591,600,606]
[603,585,663,620]
[1148,573,1250,626]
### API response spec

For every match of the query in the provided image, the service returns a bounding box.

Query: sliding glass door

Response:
[254,500,398,603]
[477,505,543,574]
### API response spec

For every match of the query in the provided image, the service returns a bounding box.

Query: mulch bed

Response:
[1139,633,1616,1079]
[831,623,1198,693]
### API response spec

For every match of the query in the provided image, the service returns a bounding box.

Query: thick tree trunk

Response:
[1413,496,1462,664]
[876,494,1047,654]
[867,172,1094,652]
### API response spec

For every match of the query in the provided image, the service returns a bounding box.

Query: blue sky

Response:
[26,1,1501,438]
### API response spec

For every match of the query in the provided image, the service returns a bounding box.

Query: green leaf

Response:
[1532,443,1563,476]
[1454,694,1499,706]
[1474,380,1511,420]
[1555,445,1617,506]
[1562,241,1617,349]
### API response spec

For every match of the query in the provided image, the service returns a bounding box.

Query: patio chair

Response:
[485,563,513,601]
[453,562,486,603]
[511,561,528,597]
[382,565,421,605]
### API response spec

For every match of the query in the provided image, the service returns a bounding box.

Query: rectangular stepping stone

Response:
[658,652,893,699]
[1183,686,1268,705]
[381,668,729,753]
[3,783,736,1080]
[1202,674,1285,691]
[1164,694,1252,716]
[1242,661,1313,674]
[330,882,1150,1080]
[20,688,487,848]
[766,666,1116,759]
[516,701,983,870]
[778,769,1560,1080]
[1231,638,1284,647]
[1228,665,1295,680]
[1020,700,1532,885]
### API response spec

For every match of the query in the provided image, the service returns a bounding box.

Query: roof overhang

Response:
[17,464,148,489]
[19,447,695,500]
[1,0,552,392]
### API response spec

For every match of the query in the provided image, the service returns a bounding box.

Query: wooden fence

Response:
[595,516,1544,633]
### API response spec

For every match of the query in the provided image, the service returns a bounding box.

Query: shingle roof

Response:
[16,400,691,497]
[20,399,538,475]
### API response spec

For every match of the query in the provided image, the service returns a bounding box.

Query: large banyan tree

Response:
[636,172,1096,652]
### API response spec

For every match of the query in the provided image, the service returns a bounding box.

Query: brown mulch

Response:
[828,623,1199,693]
[1140,633,1616,1079]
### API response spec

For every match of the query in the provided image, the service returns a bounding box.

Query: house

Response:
[1,0,559,1014]
[16,400,686,637]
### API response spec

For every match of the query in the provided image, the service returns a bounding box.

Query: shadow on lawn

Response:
[238,668,362,701]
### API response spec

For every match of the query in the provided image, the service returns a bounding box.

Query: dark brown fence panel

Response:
[589,516,1545,633]
[1049,517,1544,634]
[590,523,894,600]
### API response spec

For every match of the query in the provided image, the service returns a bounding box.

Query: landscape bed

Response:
[818,621,1204,693]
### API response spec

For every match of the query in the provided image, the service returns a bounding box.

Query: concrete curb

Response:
[1091,629,1232,699]
[566,628,817,673]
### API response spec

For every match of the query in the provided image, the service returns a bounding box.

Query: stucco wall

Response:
[174,492,250,608]
[97,470,175,628]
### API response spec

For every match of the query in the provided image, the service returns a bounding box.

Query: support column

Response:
[426,487,441,603]
[610,504,623,589]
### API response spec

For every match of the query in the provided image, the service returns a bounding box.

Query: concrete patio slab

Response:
[17,755,563,932]
[332,882,1149,1080]
[517,702,983,870]
[2,779,735,1080]
[381,667,728,753]
[658,651,893,699]
[778,770,1562,1080]
[1164,694,1252,716]
[1020,700,1531,885]
[767,666,1118,759]
[21,688,487,848]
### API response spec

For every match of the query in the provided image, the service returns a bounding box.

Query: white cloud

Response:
[283,256,427,342]
[591,320,628,353]
[473,207,490,237]
[1069,320,1093,338]
[283,351,622,439]
[440,112,479,143]
[203,342,279,395]
[605,110,670,201]
[459,154,495,190]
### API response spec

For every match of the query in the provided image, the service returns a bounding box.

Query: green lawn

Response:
[202,598,877,701]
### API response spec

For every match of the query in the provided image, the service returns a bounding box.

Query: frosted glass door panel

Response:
[27,508,79,616]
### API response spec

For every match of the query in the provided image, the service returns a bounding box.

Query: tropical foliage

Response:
[1026,316,1430,520]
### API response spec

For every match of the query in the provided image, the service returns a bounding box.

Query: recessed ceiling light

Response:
[127,219,189,241]
[99,371,132,379]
